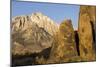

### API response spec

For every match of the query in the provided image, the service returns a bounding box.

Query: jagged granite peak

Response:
[12,12,59,36]
[12,15,33,33]
[11,13,55,55]
[30,12,59,35]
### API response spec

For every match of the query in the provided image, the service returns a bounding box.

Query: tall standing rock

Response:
[49,20,78,63]
[78,6,96,61]
[12,15,53,56]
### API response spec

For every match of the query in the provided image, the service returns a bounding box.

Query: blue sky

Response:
[12,1,80,29]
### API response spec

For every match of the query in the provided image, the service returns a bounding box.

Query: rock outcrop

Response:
[49,20,78,63]
[78,6,96,61]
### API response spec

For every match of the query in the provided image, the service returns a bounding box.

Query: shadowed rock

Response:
[74,30,80,56]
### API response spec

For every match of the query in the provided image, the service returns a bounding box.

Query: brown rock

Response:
[78,6,96,61]
[49,19,78,63]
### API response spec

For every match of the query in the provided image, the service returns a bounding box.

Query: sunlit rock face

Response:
[49,20,78,63]
[78,6,96,61]
[11,12,59,56]
[12,12,59,65]
[30,12,59,35]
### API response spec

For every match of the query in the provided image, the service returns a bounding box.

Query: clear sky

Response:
[12,1,80,29]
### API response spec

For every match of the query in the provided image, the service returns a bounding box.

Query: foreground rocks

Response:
[78,6,96,61]
[49,20,78,63]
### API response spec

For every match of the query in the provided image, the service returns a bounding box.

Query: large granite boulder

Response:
[49,20,78,63]
[78,6,96,61]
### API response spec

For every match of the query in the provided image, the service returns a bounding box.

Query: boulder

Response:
[49,19,78,63]
[78,6,96,61]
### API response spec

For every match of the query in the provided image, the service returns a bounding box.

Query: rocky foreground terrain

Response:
[11,6,96,66]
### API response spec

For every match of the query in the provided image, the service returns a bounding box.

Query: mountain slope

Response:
[11,12,58,55]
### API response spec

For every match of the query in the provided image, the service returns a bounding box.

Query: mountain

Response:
[11,12,59,55]
[30,12,59,35]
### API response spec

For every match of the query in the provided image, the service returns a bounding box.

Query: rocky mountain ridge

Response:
[12,12,59,36]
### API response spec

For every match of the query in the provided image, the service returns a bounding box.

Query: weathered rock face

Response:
[11,13,58,66]
[49,20,78,63]
[78,6,96,61]
[30,12,59,35]
[12,22,53,55]
[11,13,59,56]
